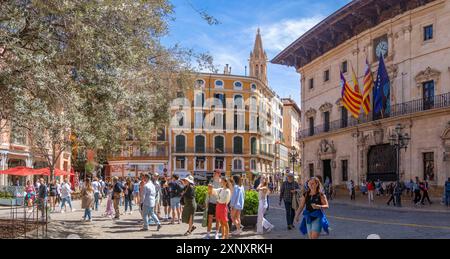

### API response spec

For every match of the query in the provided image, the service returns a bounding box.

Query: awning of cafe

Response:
[0,166,41,176]
[0,166,73,176]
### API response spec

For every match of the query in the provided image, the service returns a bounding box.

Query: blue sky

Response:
[162,0,351,107]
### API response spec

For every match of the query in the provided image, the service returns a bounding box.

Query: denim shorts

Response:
[170,197,181,209]
[306,217,322,234]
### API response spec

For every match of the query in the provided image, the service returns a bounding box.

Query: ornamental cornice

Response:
[415,67,441,87]
[319,102,333,113]
[305,108,317,118]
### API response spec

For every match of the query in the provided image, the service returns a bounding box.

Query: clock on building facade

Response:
[373,35,388,60]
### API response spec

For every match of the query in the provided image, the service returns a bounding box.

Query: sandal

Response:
[184,230,191,236]
[190,226,197,233]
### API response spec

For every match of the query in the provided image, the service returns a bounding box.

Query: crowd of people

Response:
[12,169,450,241]
[355,176,450,207]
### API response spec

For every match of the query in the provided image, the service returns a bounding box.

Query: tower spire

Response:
[249,28,268,85]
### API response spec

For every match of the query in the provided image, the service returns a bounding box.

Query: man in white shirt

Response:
[92,177,101,211]
[60,179,74,212]
[141,174,161,231]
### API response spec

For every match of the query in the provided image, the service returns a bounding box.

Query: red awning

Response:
[0,166,74,177]
[34,168,73,176]
[0,166,42,176]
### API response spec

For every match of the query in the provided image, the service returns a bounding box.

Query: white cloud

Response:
[256,16,324,54]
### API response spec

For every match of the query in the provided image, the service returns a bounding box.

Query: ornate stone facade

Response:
[274,0,450,188]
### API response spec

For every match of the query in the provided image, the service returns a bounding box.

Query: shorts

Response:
[215,203,228,222]
[306,217,322,234]
[207,203,217,216]
[170,197,181,209]
[162,198,170,207]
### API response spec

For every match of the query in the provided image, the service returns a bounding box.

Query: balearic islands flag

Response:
[362,58,374,115]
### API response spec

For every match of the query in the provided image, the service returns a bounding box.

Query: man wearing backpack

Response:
[112,177,123,219]
[169,174,183,224]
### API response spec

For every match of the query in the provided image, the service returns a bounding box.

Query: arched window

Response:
[194,92,205,108]
[215,80,224,88]
[233,158,243,171]
[234,95,243,109]
[233,136,243,154]
[195,79,205,88]
[234,81,243,90]
[250,159,257,171]
[250,96,257,111]
[251,83,257,91]
[251,137,257,155]
[175,135,186,153]
[214,136,224,153]
[195,135,206,153]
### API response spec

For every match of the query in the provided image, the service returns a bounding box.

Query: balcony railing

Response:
[300,92,450,138]
[110,147,169,159]
[171,147,275,158]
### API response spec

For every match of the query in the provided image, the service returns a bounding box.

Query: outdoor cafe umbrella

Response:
[0,166,42,176]
[34,167,73,177]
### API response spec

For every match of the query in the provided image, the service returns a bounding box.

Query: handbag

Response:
[202,194,209,227]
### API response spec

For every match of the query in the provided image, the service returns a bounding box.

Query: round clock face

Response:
[376,40,388,58]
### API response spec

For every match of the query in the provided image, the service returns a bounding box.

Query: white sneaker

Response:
[71,209,76,212]
[215,233,220,239]
[203,233,210,239]
[61,210,65,214]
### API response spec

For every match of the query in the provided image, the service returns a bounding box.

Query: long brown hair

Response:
[84,178,93,192]
[304,177,324,199]
[221,177,232,190]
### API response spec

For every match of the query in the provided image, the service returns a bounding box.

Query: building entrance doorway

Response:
[323,160,332,184]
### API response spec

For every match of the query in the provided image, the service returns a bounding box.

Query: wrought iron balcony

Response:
[299,92,450,139]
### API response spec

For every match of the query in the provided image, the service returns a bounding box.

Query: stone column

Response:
[0,153,6,186]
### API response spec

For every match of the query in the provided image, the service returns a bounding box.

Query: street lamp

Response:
[289,147,299,175]
[388,124,411,207]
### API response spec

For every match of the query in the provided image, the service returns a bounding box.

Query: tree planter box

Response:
[0,198,24,206]
[0,198,13,206]
[240,215,258,229]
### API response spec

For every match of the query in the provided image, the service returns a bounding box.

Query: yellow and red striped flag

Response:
[362,58,374,115]
[341,70,362,119]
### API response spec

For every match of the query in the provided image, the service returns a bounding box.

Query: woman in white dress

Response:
[256,175,274,234]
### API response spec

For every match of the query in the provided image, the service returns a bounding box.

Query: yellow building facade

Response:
[170,30,279,183]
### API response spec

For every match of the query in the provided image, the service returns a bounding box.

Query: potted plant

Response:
[240,190,259,228]
[195,185,208,212]
[0,191,14,206]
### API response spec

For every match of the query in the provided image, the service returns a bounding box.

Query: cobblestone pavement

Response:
[2,193,450,239]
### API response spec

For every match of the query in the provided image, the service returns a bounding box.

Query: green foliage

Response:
[195,185,208,207]
[0,0,216,178]
[85,162,95,174]
[243,190,259,216]
[0,192,14,199]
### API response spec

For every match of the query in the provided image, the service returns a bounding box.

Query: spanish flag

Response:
[362,58,374,115]
[341,70,362,119]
